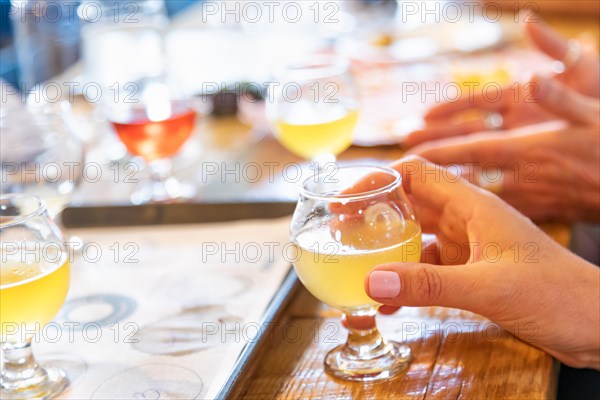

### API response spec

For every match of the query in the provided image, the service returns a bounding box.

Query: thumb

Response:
[365,262,497,315]
[530,75,599,125]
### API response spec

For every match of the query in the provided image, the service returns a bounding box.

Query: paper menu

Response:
[32,217,292,399]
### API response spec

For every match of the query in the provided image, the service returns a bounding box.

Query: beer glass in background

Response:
[76,0,169,164]
[266,56,359,167]
[78,0,198,203]
[105,75,198,203]
[78,0,168,97]
[1,83,84,215]
[0,194,71,399]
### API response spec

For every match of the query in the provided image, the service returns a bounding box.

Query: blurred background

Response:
[1,0,598,209]
[0,0,198,86]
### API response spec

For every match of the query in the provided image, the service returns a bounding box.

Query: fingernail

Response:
[369,271,401,298]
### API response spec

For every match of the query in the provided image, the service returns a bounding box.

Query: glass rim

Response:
[299,165,402,202]
[0,194,47,229]
[271,55,350,81]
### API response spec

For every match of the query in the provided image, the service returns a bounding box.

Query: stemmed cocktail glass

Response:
[106,76,197,203]
[290,166,421,381]
[1,194,71,399]
[266,56,359,169]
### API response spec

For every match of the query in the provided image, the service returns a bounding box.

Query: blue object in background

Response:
[0,0,18,86]
[0,0,201,89]
[0,0,11,39]
[164,0,198,17]
[12,1,83,90]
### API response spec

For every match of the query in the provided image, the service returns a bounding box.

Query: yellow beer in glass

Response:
[290,166,421,381]
[0,194,71,399]
[267,56,359,163]
[1,248,70,342]
[294,220,421,310]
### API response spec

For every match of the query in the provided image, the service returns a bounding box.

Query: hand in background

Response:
[523,15,600,98]
[408,75,600,223]
[404,15,600,148]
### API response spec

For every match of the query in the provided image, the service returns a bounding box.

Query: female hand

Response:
[364,156,600,370]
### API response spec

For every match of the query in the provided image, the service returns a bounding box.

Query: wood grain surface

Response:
[237,289,558,400]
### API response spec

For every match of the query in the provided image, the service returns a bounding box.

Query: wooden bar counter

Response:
[238,292,557,399]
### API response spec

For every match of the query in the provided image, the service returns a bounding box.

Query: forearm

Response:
[487,0,600,15]
[565,255,600,370]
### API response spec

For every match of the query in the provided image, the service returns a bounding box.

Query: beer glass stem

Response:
[131,158,196,204]
[1,340,44,389]
[1,339,69,398]
[324,311,411,381]
[344,314,388,359]
[146,159,178,202]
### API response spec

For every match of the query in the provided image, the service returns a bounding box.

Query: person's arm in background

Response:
[408,76,600,223]
[404,14,600,149]
[399,7,600,225]
[363,156,600,370]
[488,0,600,16]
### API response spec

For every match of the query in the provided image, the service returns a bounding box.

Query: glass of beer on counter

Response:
[106,76,198,204]
[290,166,421,381]
[1,194,71,399]
[266,56,359,167]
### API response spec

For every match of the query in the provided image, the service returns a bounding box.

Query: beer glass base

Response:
[324,341,411,382]
[1,366,68,400]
